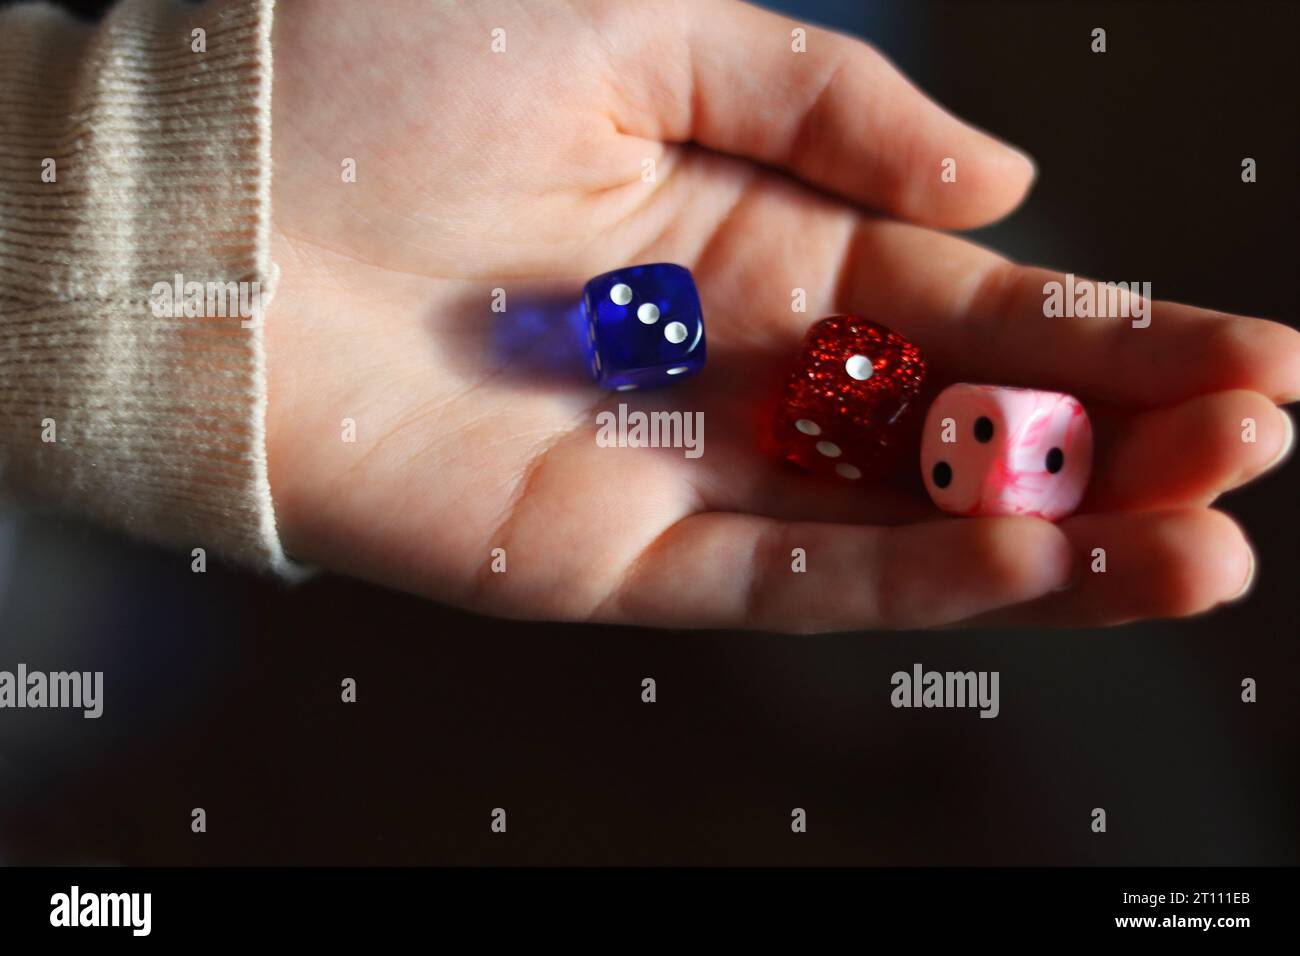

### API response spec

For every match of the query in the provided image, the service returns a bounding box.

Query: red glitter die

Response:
[773,316,927,481]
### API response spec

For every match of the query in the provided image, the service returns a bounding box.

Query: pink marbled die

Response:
[920,384,1093,521]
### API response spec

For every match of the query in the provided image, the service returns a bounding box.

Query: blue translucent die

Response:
[580,263,706,390]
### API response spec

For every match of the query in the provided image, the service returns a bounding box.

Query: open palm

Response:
[263,0,1299,631]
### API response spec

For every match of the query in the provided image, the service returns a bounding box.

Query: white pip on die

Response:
[920,384,1094,521]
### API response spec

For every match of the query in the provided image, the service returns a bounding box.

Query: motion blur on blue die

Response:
[581,263,706,390]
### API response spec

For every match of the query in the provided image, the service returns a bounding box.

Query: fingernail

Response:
[1000,144,1037,186]
[1015,147,1037,178]
[1264,409,1294,471]
[1050,544,1080,592]
[1229,547,1256,602]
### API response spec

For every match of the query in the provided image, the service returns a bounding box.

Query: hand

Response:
[264,0,1299,631]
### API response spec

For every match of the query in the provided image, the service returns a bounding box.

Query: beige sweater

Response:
[0,0,297,575]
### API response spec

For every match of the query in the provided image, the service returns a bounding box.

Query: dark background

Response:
[0,0,1296,865]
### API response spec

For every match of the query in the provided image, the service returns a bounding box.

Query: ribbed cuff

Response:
[0,0,304,578]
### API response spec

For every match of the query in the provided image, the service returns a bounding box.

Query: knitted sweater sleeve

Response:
[0,0,300,576]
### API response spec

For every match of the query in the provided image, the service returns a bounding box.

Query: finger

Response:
[597,512,1072,632]
[685,178,1300,406]
[830,215,1300,406]
[956,508,1254,628]
[613,0,1036,228]
[1087,392,1294,511]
